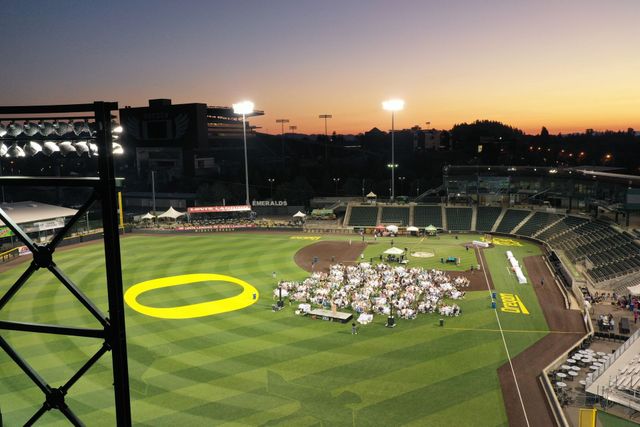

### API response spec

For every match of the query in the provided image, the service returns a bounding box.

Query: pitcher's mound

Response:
[412,252,435,258]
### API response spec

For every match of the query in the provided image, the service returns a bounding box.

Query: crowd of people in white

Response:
[277,263,470,320]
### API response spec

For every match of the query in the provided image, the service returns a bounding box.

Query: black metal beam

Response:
[0,321,105,339]
[0,262,37,310]
[0,176,124,188]
[0,102,118,115]
[95,101,132,426]
[48,190,99,249]
[0,336,50,395]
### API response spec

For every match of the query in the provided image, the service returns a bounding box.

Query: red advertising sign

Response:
[175,224,256,231]
[187,205,251,214]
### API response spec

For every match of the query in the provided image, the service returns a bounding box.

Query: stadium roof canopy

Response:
[0,201,78,226]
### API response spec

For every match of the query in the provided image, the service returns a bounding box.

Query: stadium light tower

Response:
[275,118,289,159]
[233,100,255,206]
[319,114,332,162]
[382,99,404,201]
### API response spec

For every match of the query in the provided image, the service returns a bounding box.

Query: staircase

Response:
[409,205,415,226]
[491,208,507,232]
[512,211,535,234]
[376,206,382,225]
[471,206,478,231]
[441,205,448,230]
[532,216,565,239]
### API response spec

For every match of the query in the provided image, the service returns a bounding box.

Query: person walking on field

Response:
[540,278,544,287]
[351,322,358,335]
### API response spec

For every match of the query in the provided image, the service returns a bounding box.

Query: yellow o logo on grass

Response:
[125,274,259,319]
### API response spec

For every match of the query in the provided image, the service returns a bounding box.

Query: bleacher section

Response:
[537,215,589,242]
[414,205,442,228]
[516,212,563,237]
[495,209,530,233]
[445,207,472,231]
[476,207,502,232]
[347,206,378,227]
[381,207,410,225]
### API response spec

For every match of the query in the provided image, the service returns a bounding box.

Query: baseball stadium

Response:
[1,105,640,427]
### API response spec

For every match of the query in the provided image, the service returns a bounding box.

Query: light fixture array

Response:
[0,119,123,158]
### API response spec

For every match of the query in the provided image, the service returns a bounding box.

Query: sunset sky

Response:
[2,0,639,135]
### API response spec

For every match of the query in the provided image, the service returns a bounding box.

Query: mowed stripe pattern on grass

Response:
[1,233,545,426]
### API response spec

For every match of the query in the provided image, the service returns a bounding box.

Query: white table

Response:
[557,372,568,379]
[556,381,567,388]
[590,365,600,371]
[567,358,576,364]
[579,380,587,387]
[592,362,603,367]
[570,366,581,372]
[597,351,606,357]
[568,371,579,379]
[561,364,571,371]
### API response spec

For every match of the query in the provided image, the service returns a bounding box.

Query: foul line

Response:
[477,248,531,427]
[443,326,584,334]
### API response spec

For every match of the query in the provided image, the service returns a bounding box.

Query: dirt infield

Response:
[498,255,586,427]
[294,241,368,272]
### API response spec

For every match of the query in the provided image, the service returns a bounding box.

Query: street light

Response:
[398,176,406,195]
[268,178,275,199]
[233,100,255,206]
[333,177,341,195]
[382,99,404,201]
[289,125,297,134]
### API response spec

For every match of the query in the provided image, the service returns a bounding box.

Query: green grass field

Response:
[1,233,548,426]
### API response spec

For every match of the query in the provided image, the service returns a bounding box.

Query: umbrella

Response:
[383,247,405,255]
[375,225,386,230]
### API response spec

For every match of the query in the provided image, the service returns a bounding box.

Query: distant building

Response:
[120,99,264,180]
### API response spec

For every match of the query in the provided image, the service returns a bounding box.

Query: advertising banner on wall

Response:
[187,205,251,214]
[0,227,14,238]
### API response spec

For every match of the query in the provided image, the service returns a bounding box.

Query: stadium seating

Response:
[475,206,502,232]
[495,209,530,233]
[414,205,442,228]
[516,212,563,237]
[381,207,410,225]
[537,215,589,242]
[445,207,472,231]
[348,206,379,226]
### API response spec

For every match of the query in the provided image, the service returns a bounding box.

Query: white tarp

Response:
[293,211,306,218]
[157,206,186,219]
[384,247,405,255]
[473,240,490,248]
[628,284,640,296]
[514,266,527,284]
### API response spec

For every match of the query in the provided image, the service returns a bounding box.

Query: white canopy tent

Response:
[140,212,155,221]
[293,211,306,218]
[383,247,405,255]
[628,284,640,296]
[406,226,419,232]
[157,206,186,220]
[386,225,399,233]
[366,192,377,198]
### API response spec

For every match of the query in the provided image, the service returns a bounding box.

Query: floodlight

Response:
[74,140,89,155]
[382,99,405,111]
[0,123,6,137]
[7,122,24,137]
[74,120,91,136]
[7,143,25,157]
[111,121,123,134]
[59,141,77,156]
[25,141,43,157]
[112,142,124,155]
[39,121,55,136]
[0,142,7,157]
[54,121,73,136]
[43,141,60,156]
[23,122,40,136]
[232,101,254,115]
